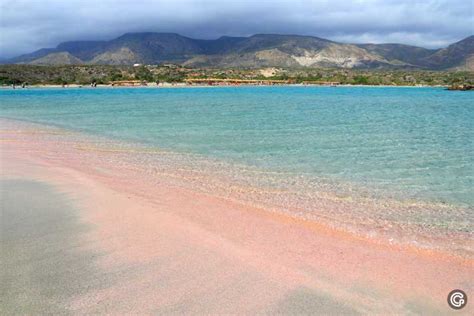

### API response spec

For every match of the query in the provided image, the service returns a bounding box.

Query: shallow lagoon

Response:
[2,86,472,206]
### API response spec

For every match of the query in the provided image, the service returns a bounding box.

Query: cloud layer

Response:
[1,0,472,58]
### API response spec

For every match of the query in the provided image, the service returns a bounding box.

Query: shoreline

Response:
[1,117,473,313]
[0,83,449,90]
[2,117,471,258]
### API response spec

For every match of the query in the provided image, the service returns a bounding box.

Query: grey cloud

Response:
[0,0,472,58]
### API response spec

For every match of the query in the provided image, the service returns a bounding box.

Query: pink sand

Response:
[1,121,472,314]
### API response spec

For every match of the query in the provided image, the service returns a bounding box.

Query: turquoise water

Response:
[1,86,473,207]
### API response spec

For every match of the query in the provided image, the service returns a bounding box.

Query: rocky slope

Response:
[29,52,83,65]
[6,33,474,70]
[420,35,474,71]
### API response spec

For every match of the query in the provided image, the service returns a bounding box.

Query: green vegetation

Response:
[134,66,154,82]
[352,76,369,85]
[0,65,132,85]
[0,64,472,87]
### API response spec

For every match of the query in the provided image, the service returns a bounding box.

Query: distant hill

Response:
[6,33,474,70]
[420,35,474,71]
[28,52,83,65]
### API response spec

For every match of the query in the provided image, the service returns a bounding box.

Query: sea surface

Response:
[1,86,473,247]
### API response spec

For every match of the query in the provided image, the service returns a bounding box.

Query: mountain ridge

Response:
[6,33,474,70]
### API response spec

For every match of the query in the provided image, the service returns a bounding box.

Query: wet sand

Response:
[1,120,473,314]
[0,179,105,314]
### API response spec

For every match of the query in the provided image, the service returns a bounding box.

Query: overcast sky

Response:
[0,0,472,58]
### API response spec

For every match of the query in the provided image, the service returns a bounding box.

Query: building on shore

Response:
[185,78,294,86]
[300,81,340,86]
[110,80,147,87]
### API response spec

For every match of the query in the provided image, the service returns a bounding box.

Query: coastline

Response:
[0,83,450,90]
[2,117,470,257]
[1,118,472,313]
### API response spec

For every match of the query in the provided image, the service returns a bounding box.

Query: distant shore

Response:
[2,64,471,90]
[0,83,450,89]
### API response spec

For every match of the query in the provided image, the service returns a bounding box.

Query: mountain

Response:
[28,52,83,65]
[184,34,397,68]
[420,35,474,71]
[6,33,474,70]
[56,41,107,61]
[356,43,436,67]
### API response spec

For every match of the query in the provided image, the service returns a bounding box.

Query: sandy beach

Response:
[0,83,448,90]
[1,118,473,314]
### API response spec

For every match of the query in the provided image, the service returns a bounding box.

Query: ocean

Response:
[1,86,473,247]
